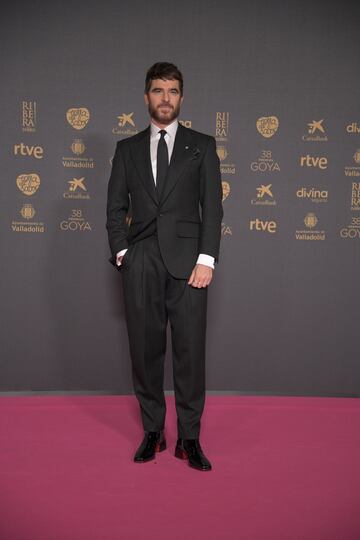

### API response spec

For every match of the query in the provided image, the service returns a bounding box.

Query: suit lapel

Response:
[159,123,193,205]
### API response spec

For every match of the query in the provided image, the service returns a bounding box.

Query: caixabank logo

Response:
[112,112,138,136]
[302,119,328,142]
[63,177,90,200]
[251,184,276,206]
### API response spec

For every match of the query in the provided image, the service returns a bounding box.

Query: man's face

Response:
[144,78,183,126]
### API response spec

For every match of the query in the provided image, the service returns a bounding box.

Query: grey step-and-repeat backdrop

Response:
[1,0,359,395]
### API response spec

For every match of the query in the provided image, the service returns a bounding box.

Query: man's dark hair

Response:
[145,62,184,96]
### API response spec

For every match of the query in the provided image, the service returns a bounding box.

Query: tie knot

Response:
[159,129,167,139]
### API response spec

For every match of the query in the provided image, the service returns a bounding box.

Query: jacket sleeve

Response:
[106,141,130,263]
[199,136,224,262]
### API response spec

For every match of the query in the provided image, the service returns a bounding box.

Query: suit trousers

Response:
[120,233,208,439]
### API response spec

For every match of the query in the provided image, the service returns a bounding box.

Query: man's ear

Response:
[144,93,149,105]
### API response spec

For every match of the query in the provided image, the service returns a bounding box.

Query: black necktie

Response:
[156,129,168,199]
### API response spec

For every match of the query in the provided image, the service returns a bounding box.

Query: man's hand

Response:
[188,263,213,288]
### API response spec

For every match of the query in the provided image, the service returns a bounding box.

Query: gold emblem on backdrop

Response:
[304,213,318,229]
[216,146,228,161]
[71,139,86,155]
[16,173,41,196]
[12,204,45,233]
[20,203,36,220]
[295,213,325,240]
[217,145,236,174]
[344,149,360,177]
[353,149,360,164]
[66,108,90,130]
[222,181,230,201]
[256,116,279,138]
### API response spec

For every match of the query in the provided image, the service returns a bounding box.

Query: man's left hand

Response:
[188,264,213,288]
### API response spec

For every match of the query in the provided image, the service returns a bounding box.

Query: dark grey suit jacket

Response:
[106,122,223,279]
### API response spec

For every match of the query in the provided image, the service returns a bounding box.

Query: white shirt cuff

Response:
[116,249,214,269]
[116,248,128,266]
[196,253,215,269]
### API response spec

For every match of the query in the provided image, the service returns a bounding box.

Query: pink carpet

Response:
[0,395,359,540]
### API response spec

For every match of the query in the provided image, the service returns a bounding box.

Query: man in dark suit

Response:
[106,62,223,471]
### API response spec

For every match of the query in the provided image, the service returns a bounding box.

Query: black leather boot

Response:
[175,438,212,471]
[133,430,166,463]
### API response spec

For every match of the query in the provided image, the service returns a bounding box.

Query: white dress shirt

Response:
[116,119,215,269]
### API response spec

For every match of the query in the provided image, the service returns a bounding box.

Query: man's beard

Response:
[148,102,181,125]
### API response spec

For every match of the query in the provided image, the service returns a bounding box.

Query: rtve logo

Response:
[249,218,277,233]
[300,154,327,169]
[14,142,43,159]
